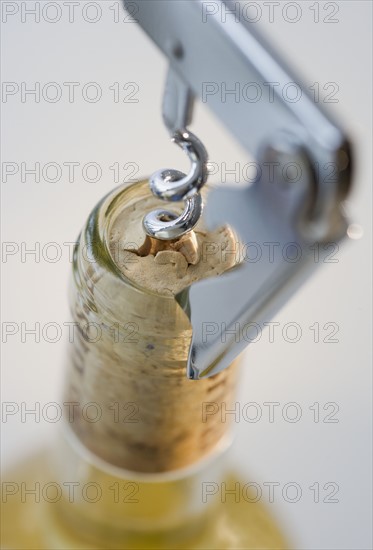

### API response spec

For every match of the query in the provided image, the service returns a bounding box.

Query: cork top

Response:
[108,194,238,296]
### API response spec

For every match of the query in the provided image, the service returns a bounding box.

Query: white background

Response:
[1,1,372,548]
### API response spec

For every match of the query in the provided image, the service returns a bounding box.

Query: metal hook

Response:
[143,130,208,240]
[143,69,208,241]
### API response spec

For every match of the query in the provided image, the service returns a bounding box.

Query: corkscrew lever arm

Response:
[123,0,353,379]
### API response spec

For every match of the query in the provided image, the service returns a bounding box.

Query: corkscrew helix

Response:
[143,72,209,240]
[124,0,353,380]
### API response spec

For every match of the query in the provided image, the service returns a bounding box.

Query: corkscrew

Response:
[143,131,206,240]
[123,0,353,380]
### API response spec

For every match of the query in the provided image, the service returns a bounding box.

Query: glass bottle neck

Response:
[48,422,231,548]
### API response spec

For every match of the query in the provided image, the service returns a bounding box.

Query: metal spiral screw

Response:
[143,129,208,241]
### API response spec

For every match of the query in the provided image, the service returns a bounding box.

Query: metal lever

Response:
[123,0,353,379]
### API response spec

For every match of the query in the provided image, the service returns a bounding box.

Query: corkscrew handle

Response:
[123,0,353,379]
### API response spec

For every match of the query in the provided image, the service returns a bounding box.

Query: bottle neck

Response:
[52,181,239,547]
[48,422,230,548]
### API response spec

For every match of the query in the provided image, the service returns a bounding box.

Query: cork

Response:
[64,182,240,474]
